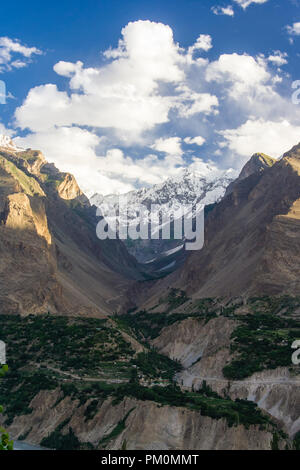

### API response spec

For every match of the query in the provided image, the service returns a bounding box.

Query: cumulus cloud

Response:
[151,137,183,156]
[211,5,235,16]
[184,136,206,146]
[219,119,300,158]
[233,0,269,9]
[12,20,300,195]
[0,123,15,136]
[266,51,288,66]
[286,22,300,43]
[206,53,271,99]
[15,127,188,196]
[188,34,213,54]
[0,37,41,72]
[205,51,300,133]
[16,21,218,141]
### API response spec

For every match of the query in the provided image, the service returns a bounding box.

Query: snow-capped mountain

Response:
[0,135,23,152]
[92,167,236,211]
[91,166,237,265]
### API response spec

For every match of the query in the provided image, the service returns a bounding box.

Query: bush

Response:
[0,365,13,451]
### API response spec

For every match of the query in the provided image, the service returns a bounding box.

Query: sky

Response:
[0,0,300,195]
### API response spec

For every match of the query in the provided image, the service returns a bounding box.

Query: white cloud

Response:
[219,119,300,158]
[0,37,41,72]
[286,22,300,41]
[266,51,288,66]
[0,123,15,136]
[175,85,219,117]
[206,53,271,99]
[184,136,206,146]
[12,20,300,195]
[233,0,269,9]
[188,34,213,54]
[16,21,218,141]
[151,137,183,156]
[15,128,188,196]
[211,5,235,16]
[205,51,300,129]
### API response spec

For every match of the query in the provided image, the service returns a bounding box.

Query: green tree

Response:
[0,365,13,451]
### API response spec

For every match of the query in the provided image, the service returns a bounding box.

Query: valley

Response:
[0,138,300,450]
[0,294,299,450]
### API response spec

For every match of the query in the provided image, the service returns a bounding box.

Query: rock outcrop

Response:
[152,317,300,439]
[0,144,143,316]
[6,391,279,450]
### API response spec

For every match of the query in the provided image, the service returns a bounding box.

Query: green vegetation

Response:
[293,431,300,450]
[114,310,188,341]
[163,288,189,311]
[84,399,100,421]
[132,350,182,380]
[0,365,13,451]
[0,371,58,426]
[0,157,45,197]
[114,303,217,342]
[255,153,275,167]
[0,314,183,432]
[1,295,298,449]
[271,432,280,450]
[41,425,80,450]
[41,169,65,189]
[99,408,134,449]
[223,297,300,379]
[48,378,276,431]
[0,315,135,379]
[111,382,274,429]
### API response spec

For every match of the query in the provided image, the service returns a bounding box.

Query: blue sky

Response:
[0,0,300,195]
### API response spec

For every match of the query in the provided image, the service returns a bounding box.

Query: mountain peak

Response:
[225,152,276,197]
[239,152,276,180]
[282,142,300,161]
[0,134,23,152]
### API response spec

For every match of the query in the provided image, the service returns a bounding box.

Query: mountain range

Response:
[91,167,236,273]
[0,134,299,451]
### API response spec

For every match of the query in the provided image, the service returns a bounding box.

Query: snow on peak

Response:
[0,135,24,152]
[91,165,237,219]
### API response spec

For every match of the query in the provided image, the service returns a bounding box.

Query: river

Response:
[13,440,48,450]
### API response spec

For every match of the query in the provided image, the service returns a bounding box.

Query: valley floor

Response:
[0,293,299,450]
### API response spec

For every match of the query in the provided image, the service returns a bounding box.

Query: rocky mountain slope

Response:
[225,152,276,196]
[150,296,300,440]
[6,392,280,450]
[178,143,300,299]
[91,167,236,266]
[0,136,144,317]
[137,145,300,309]
[0,309,294,450]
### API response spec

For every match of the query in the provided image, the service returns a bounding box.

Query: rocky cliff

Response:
[0,142,143,317]
[137,145,300,308]
[152,315,300,439]
[6,391,279,450]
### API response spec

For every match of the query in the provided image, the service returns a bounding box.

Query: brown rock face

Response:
[5,392,276,450]
[57,173,89,205]
[225,152,276,196]
[0,147,143,317]
[144,143,300,301]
